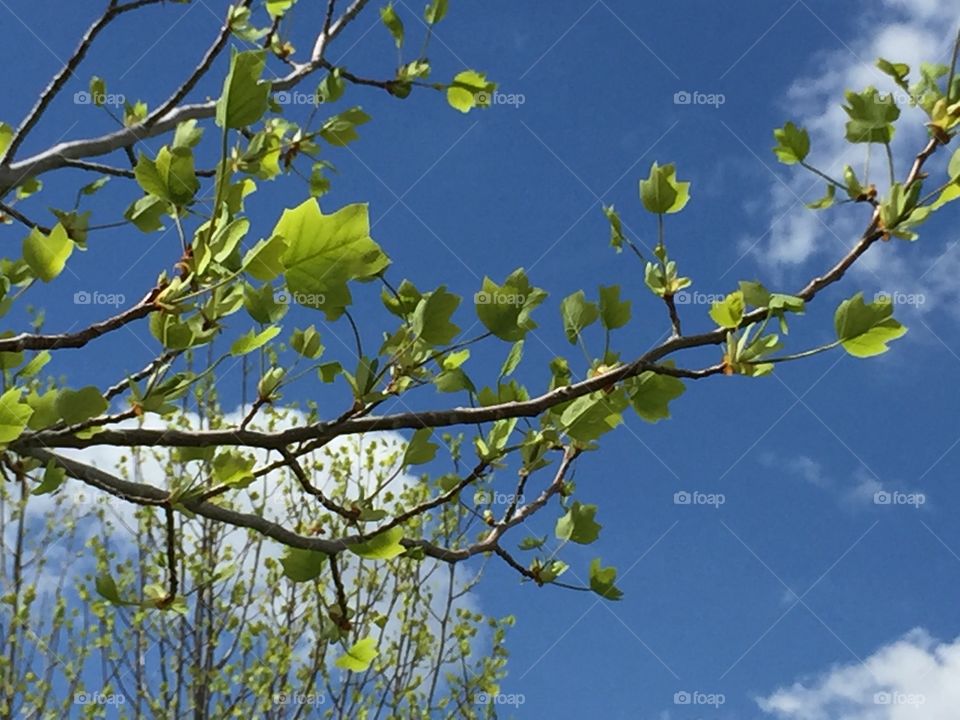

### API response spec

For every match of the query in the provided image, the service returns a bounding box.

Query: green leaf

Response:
[216,49,270,129]
[876,58,910,87]
[230,325,281,356]
[0,389,33,443]
[447,70,496,113]
[244,235,288,282]
[317,69,346,103]
[278,199,389,320]
[627,367,685,423]
[134,147,199,206]
[599,285,631,330]
[22,223,73,282]
[412,287,461,346]
[559,390,627,443]
[602,205,626,252]
[709,291,745,329]
[806,183,836,210]
[555,501,601,545]
[280,547,325,582]
[266,0,297,18]
[589,558,623,600]
[55,386,107,425]
[32,460,66,496]
[834,292,907,358]
[291,325,324,359]
[0,122,12,159]
[319,107,371,146]
[843,87,900,144]
[772,121,809,165]
[211,450,256,488]
[500,341,523,378]
[348,526,406,560]
[560,291,599,344]
[404,428,438,466]
[475,269,547,341]
[380,3,404,48]
[639,162,690,214]
[424,0,448,24]
[335,636,379,672]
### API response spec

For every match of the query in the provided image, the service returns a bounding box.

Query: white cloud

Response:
[758,628,960,719]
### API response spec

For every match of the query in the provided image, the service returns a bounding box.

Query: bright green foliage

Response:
[447,70,496,113]
[424,0,448,24]
[404,427,438,465]
[335,636,379,671]
[599,285,631,330]
[806,184,836,210]
[560,291,599,344]
[380,3,404,47]
[230,325,281,356]
[275,199,389,319]
[710,291,745,329]
[627,368,685,423]
[22,223,73,282]
[772,121,809,164]
[475,269,547,341]
[0,389,33,443]
[603,205,626,251]
[843,87,900,144]
[348,526,406,559]
[216,49,270,129]
[279,547,325,581]
[835,292,907,357]
[55,386,107,425]
[589,558,623,600]
[639,162,690,214]
[555,501,601,545]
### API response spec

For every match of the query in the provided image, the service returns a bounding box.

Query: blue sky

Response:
[3,0,960,717]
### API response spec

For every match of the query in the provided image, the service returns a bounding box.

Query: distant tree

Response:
[1,1,957,717]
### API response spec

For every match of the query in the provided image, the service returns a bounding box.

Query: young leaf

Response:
[834,292,907,357]
[589,558,623,600]
[216,49,270,129]
[560,291,599,344]
[335,636,379,672]
[772,122,809,165]
[639,162,690,214]
[280,547,325,582]
[555,501,601,545]
[22,223,74,282]
[380,3,404,48]
[347,526,406,560]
